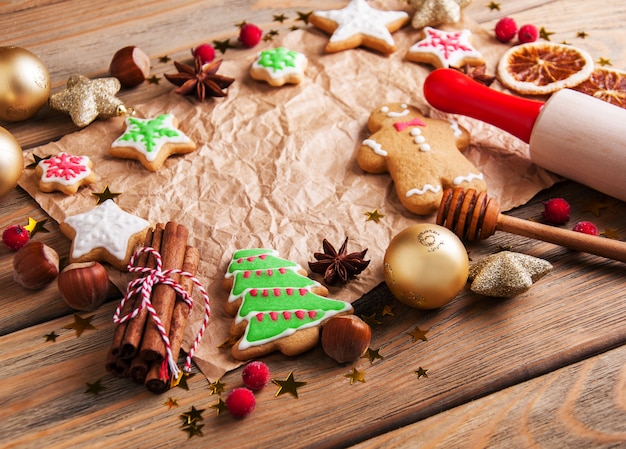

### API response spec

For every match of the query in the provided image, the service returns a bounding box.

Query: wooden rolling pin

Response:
[423,68,626,202]
[437,188,626,263]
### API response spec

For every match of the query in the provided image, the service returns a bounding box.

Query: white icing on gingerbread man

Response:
[357,102,487,215]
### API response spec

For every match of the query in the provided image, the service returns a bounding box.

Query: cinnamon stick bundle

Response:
[105,222,199,394]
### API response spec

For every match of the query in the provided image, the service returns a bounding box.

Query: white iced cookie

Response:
[250,47,307,87]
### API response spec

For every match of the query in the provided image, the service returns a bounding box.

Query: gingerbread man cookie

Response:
[357,103,487,215]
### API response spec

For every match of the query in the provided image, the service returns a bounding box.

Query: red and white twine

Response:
[113,246,211,381]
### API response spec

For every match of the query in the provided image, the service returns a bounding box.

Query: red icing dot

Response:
[308,311,317,319]
[243,271,251,278]
[299,288,308,296]
[269,312,278,321]
[279,268,286,274]
[283,311,291,320]
[250,289,258,296]
[295,310,305,319]
[286,288,294,295]
[259,254,267,260]
[267,269,273,276]
[247,256,255,262]
[273,288,281,296]
[255,270,262,276]
[237,258,244,264]
[262,289,269,297]
[255,313,264,321]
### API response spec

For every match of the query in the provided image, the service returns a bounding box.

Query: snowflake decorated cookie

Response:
[110,113,196,171]
[250,47,308,87]
[222,248,353,360]
[406,27,484,68]
[60,199,150,270]
[35,152,96,194]
[310,0,410,55]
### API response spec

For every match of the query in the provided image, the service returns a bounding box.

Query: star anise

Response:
[163,56,234,101]
[309,237,370,285]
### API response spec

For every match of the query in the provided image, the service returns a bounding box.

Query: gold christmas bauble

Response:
[384,223,469,309]
[0,46,50,122]
[0,126,24,198]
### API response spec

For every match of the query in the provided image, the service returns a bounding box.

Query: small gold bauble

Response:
[384,223,469,309]
[0,46,50,122]
[0,126,24,197]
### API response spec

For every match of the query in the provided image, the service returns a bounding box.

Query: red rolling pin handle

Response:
[423,68,544,143]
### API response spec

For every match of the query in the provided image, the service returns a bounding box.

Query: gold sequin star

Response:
[209,397,228,415]
[297,11,313,24]
[410,0,471,29]
[92,186,121,205]
[158,55,171,63]
[212,38,235,54]
[49,75,125,127]
[85,378,106,395]
[365,209,385,223]
[273,371,307,398]
[407,326,428,342]
[164,397,179,409]
[362,347,384,363]
[273,13,288,23]
[486,1,501,11]
[174,372,195,390]
[181,422,204,439]
[597,57,612,67]
[539,27,555,41]
[601,228,621,239]
[44,331,58,342]
[26,154,51,169]
[63,314,96,337]
[415,367,429,379]
[180,406,205,425]
[208,379,226,395]
[581,198,614,216]
[146,75,160,85]
[24,217,49,237]
[344,367,366,385]
[577,31,589,38]
[382,305,395,317]
[361,313,382,326]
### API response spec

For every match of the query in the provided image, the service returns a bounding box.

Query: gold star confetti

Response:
[273,371,307,398]
[158,55,171,63]
[44,331,58,342]
[362,347,384,363]
[92,186,121,205]
[174,372,195,390]
[297,11,313,23]
[597,57,612,67]
[26,154,51,169]
[212,38,235,54]
[407,326,428,342]
[235,20,247,28]
[581,198,614,216]
[361,313,382,327]
[415,367,429,379]
[164,397,179,409]
[209,397,228,415]
[577,31,589,38]
[468,251,552,297]
[181,422,204,439]
[486,1,500,11]
[273,13,288,23]
[208,379,226,395]
[146,75,160,85]
[85,378,106,395]
[63,314,96,337]
[344,367,366,385]
[365,209,384,223]
[382,305,395,317]
[601,228,621,239]
[180,406,205,425]
[24,217,49,237]
[49,75,125,127]
[539,27,555,40]
[289,25,300,31]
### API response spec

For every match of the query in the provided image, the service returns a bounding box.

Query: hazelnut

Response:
[13,241,59,289]
[57,261,110,311]
[321,315,372,364]
[109,46,150,88]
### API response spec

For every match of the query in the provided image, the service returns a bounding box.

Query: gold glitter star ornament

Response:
[410,0,472,30]
[468,251,552,297]
[49,74,128,127]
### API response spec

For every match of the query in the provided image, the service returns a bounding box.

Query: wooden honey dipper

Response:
[436,188,626,263]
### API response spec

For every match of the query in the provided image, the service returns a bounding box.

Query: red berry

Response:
[541,198,570,224]
[2,225,30,251]
[192,43,215,64]
[572,221,599,236]
[226,387,256,418]
[518,24,539,43]
[242,361,270,391]
[495,17,518,43]
[238,23,262,48]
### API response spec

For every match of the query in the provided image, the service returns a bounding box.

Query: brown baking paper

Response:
[18,11,559,380]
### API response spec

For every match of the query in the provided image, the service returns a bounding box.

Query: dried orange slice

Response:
[572,67,626,109]
[497,41,594,95]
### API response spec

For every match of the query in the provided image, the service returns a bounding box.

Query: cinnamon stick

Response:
[129,356,150,385]
[139,222,189,362]
[145,246,200,394]
[119,223,165,359]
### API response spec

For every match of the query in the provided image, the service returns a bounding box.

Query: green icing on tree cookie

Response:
[256,47,299,72]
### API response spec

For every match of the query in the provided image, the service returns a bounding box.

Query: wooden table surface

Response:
[2,1,626,448]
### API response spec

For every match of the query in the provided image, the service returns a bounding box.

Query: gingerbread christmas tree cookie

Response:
[110,113,196,171]
[222,248,353,360]
[35,152,96,194]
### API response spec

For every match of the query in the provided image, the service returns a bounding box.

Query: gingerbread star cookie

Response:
[35,152,96,194]
[250,47,308,86]
[310,0,410,55]
[406,27,484,68]
[60,199,150,270]
[110,113,196,171]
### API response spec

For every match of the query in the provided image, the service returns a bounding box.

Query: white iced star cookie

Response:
[406,27,484,68]
[60,200,150,270]
[310,0,410,55]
